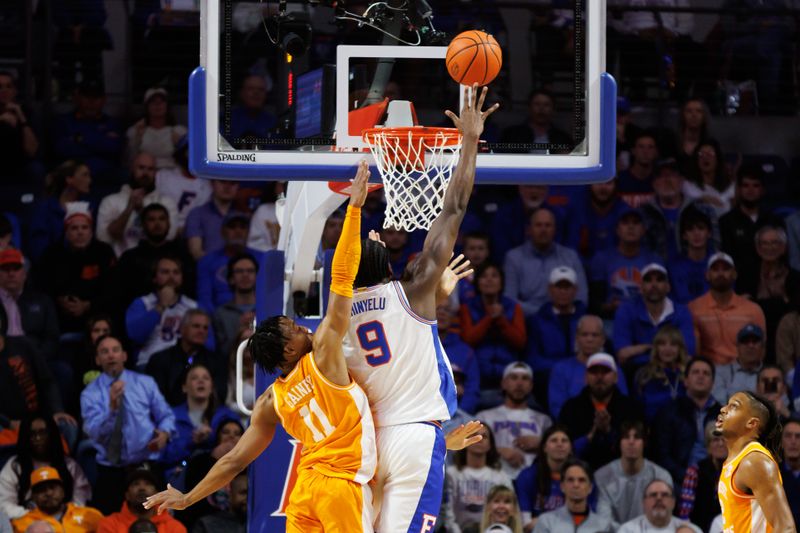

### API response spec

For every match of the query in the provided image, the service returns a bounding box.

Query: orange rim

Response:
[362,126,462,147]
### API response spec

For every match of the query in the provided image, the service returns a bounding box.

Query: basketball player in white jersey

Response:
[343,84,498,533]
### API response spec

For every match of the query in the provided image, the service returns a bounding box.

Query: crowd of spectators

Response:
[0,1,799,532]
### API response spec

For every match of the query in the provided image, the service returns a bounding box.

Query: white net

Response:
[363,127,462,232]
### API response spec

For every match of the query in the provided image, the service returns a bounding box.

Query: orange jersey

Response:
[272,352,377,484]
[718,441,782,533]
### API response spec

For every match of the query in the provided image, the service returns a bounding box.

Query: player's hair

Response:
[354,238,391,287]
[248,315,289,374]
[742,390,783,459]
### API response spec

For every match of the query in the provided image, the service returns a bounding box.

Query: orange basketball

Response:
[446,30,502,86]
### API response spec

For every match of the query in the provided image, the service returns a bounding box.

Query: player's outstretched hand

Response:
[143,483,188,514]
[349,159,370,208]
[438,253,473,299]
[445,420,484,451]
[444,83,499,140]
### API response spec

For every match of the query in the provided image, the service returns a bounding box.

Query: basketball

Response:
[445,30,503,86]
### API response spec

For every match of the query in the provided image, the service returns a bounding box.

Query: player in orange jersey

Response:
[716,391,796,533]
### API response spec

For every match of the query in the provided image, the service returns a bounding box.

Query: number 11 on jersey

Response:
[357,320,392,367]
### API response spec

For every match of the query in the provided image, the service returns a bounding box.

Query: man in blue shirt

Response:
[667,208,713,304]
[184,180,240,260]
[226,74,277,143]
[566,179,629,261]
[80,335,175,514]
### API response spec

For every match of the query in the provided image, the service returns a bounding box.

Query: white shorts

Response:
[373,422,446,533]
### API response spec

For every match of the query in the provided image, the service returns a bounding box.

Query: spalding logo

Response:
[217,153,256,162]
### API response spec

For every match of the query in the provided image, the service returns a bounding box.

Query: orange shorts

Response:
[285,468,373,533]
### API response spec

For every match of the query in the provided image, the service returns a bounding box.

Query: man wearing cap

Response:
[154,137,211,234]
[613,262,695,372]
[525,266,586,407]
[11,467,102,533]
[126,88,187,171]
[566,179,629,260]
[504,207,587,319]
[196,212,264,313]
[476,362,552,478]
[185,180,240,261]
[548,315,629,418]
[640,158,719,260]
[558,352,642,469]
[97,151,179,256]
[52,80,123,184]
[96,468,186,533]
[712,323,767,404]
[688,252,766,365]
[36,202,116,335]
[616,131,657,208]
[588,205,661,318]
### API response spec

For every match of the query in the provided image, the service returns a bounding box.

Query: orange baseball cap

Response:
[0,248,23,267]
[30,466,62,488]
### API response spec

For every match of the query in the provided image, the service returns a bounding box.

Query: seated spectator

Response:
[80,335,175,514]
[757,365,794,422]
[478,485,524,533]
[669,99,711,175]
[548,316,629,419]
[126,256,198,369]
[456,231,491,303]
[211,253,257,359]
[10,467,102,533]
[719,164,779,288]
[616,132,658,208]
[97,152,179,257]
[712,323,766,404]
[78,314,113,385]
[558,353,642,470]
[689,253,766,365]
[185,181,240,261]
[191,470,247,533]
[460,264,526,389]
[196,213,261,313]
[780,419,800,527]
[653,357,722,484]
[504,208,587,319]
[154,138,211,233]
[437,303,479,414]
[227,74,276,142]
[0,248,60,363]
[678,422,726,532]
[114,203,196,314]
[125,88,187,170]
[379,226,411,278]
[617,479,700,533]
[51,80,123,185]
[515,425,573,531]
[777,282,800,384]
[443,425,511,533]
[176,420,243,529]
[0,415,90,519]
[525,266,586,410]
[589,207,661,318]
[36,202,116,335]
[499,89,572,154]
[159,364,237,473]
[96,468,186,533]
[565,179,628,261]
[477,363,551,479]
[633,325,691,422]
[0,71,39,182]
[683,140,734,217]
[640,158,718,261]
[146,310,224,406]
[245,185,282,253]
[613,263,695,378]
[531,459,611,533]
[667,208,714,304]
[595,420,673,528]
[28,161,92,261]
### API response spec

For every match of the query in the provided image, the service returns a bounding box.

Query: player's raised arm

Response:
[144,387,281,514]
[736,452,797,532]
[313,160,369,385]
[404,84,498,315]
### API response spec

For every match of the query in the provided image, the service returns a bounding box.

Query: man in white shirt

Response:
[477,362,552,479]
[96,151,178,256]
[617,479,701,533]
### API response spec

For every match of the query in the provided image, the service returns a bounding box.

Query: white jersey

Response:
[343,281,457,427]
[476,405,552,479]
[155,168,211,231]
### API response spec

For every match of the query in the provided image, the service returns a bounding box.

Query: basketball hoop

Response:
[362,126,462,232]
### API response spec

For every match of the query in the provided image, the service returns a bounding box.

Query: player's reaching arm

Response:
[143,386,282,514]
[312,160,370,386]
[736,452,797,532]
[403,83,498,318]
